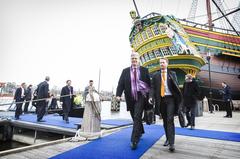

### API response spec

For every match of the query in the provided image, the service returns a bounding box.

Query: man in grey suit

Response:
[149,57,182,152]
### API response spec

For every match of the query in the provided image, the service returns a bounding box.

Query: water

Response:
[101,101,131,120]
[0,140,29,151]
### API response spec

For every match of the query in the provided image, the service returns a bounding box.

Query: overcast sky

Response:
[0,0,239,92]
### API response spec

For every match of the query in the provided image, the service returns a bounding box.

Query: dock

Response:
[0,111,239,159]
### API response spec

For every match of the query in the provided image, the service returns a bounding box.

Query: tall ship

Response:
[129,0,240,104]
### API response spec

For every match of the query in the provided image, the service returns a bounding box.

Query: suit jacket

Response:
[222,85,231,102]
[14,87,25,102]
[149,69,182,115]
[60,85,73,106]
[182,79,200,107]
[116,66,150,111]
[36,81,49,100]
[25,87,32,101]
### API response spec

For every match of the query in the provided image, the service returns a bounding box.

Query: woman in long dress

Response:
[80,81,101,139]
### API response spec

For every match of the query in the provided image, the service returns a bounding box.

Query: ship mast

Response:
[133,0,140,18]
[206,0,213,30]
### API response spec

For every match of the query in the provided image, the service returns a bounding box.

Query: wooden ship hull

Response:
[129,12,240,100]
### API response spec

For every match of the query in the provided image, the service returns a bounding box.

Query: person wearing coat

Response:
[116,52,150,150]
[221,82,232,118]
[182,74,200,130]
[36,76,50,122]
[14,83,26,119]
[149,57,182,152]
[60,80,74,123]
[23,84,32,113]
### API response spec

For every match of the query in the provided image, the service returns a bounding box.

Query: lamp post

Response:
[206,52,213,113]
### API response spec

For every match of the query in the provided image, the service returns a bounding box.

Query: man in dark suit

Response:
[60,80,74,123]
[36,76,50,122]
[116,52,150,150]
[149,57,182,152]
[221,82,232,118]
[24,84,32,114]
[14,83,26,119]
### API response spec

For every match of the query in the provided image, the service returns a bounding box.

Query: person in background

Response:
[221,82,232,118]
[80,80,102,138]
[36,76,50,122]
[182,74,200,130]
[149,57,182,152]
[14,83,26,120]
[60,80,74,123]
[24,84,32,114]
[116,52,150,150]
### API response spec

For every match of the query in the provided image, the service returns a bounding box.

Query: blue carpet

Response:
[17,114,133,129]
[18,114,81,129]
[49,125,165,159]
[101,119,132,126]
[175,127,240,142]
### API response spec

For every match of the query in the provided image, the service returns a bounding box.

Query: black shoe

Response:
[169,144,175,152]
[37,120,46,122]
[223,115,228,118]
[190,126,195,130]
[163,140,169,146]
[66,120,69,124]
[15,117,20,120]
[131,142,137,150]
[185,123,190,127]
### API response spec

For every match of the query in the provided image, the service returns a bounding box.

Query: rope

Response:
[0,94,75,107]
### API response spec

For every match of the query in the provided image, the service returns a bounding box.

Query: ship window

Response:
[140,56,146,63]
[161,47,171,56]
[141,31,148,40]
[153,23,160,35]
[146,27,153,38]
[149,51,156,59]
[169,46,178,55]
[137,34,143,44]
[154,49,162,57]
[159,24,167,33]
[144,53,150,61]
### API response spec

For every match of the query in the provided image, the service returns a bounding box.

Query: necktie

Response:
[161,71,166,97]
[134,68,137,82]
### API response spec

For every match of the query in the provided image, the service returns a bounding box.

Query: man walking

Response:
[116,52,150,150]
[24,84,32,113]
[149,57,182,152]
[60,80,73,123]
[14,83,26,119]
[36,76,50,122]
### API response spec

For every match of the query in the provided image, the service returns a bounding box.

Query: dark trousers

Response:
[186,104,196,126]
[62,102,71,121]
[225,101,232,117]
[129,93,145,143]
[160,96,175,145]
[24,101,30,113]
[36,100,47,121]
[15,103,23,119]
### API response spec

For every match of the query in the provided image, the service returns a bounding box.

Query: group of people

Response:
[13,77,102,139]
[116,52,181,152]
[13,51,232,152]
[115,51,232,152]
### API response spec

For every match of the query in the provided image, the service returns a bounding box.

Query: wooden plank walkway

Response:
[0,111,240,159]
